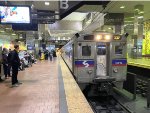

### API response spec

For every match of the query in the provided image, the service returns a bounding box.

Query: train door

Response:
[111,41,127,81]
[96,42,109,77]
[75,41,95,83]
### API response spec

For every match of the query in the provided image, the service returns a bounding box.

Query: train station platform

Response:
[0,55,93,113]
[128,58,150,69]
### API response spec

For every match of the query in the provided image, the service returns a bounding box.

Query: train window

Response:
[115,45,123,55]
[82,46,91,56]
[97,45,106,55]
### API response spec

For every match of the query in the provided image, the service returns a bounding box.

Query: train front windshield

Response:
[97,45,106,55]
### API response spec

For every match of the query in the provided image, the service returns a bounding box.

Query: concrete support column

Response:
[133,5,144,58]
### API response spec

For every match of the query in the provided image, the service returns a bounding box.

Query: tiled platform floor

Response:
[0,55,93,113]
[0,60,59,113]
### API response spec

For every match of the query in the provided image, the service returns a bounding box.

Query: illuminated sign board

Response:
[113,35,121,40]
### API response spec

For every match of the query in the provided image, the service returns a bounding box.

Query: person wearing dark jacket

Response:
[10,45,22,87]
[2,48,9,79]
[7,49,12,77]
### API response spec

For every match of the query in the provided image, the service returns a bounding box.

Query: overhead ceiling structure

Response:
[0,1,59,40]
[49,1,110,39]
[0,1,110,40]
[2,1,150,42]
[75,1,150,34]
[63,12,88,21]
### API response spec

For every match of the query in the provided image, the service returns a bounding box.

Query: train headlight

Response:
[104,35,111,40]
[96,35,102,40]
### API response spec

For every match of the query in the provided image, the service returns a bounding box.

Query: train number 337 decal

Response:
[75,60,94,67]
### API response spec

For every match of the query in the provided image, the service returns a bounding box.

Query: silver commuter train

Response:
[61,32,128,96]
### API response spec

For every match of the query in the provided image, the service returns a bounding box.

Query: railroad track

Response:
[88,96,131,113]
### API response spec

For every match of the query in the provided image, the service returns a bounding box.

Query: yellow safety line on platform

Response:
[128,58,150,69]
[59,55,94,113]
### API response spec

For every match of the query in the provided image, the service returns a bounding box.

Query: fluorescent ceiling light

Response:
[45,2,49,6]
[120,6,125,9]
[0,30,5,32]
[12,34,16,36]
[5,28,11,30]
[138,16,143,19]
[139,11,144,14]
[130,17,134,18]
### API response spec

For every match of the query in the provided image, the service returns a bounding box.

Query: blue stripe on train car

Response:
[112,59,127,66]
[75,60,94,67]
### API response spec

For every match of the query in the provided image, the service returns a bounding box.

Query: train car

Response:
[61,32,128,96]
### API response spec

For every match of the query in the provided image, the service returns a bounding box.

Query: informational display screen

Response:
[0,6,30,24]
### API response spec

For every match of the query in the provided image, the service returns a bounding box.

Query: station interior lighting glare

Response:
[45,2,50,6]
[138,16,143,19]
[0,30,5,32]
[139,11,144,14]
[12,34,16,36]
[105,35,111,40]
[130,17,135,18]
[96,35,102,40]
[5,28,11,30]
[120,6,125,9]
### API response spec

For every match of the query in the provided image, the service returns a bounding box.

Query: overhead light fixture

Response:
[108,27,112,30]
[12,34,16,36]
[138,16,143,19]
[45,2,49,6]
[5,28,11,30]
[120,6,125,9]
[130,17,135,19]
[0,30,5,33]
[139,11,144,14]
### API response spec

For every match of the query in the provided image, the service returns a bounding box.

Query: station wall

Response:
[143,21,150,55]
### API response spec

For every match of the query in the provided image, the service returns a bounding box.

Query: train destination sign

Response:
[113,35,121,40]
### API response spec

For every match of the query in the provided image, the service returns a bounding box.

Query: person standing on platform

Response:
[2,48,9,79]
[7,49,12,77]
[10,45,22,87]
[49,50,53,61]
[38,49,41,60]
[53,50,57,57]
